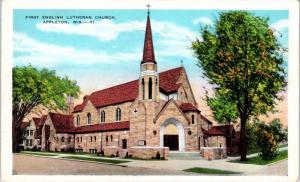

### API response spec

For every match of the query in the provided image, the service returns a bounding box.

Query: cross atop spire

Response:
[141,5,156,64]
[146,4,151,16]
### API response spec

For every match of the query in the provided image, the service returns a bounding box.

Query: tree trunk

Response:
[240,115,247,161]
[12,118,22,153]
[229,121,232,154]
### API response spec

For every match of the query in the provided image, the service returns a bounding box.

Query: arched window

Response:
[76,115,80,125]
[142,78,145,100]
[61,136,64,142]
[148,78,152,99]
[116,108,121,121]
[110,135,113,141]
[77,137,79,143]
[101,111,105,123]
[192,115,195,124]
[87,113,92,124]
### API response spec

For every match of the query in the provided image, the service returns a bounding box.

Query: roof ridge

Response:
[89,66,183,97]
[90,79,138,96]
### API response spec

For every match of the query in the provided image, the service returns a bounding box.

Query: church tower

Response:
[139,8,159,102]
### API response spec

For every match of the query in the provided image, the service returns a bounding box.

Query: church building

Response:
[34,10,227,159]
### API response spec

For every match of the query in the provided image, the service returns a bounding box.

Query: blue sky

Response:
[13,9,289,118]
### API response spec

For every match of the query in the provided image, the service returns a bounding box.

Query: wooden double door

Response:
[163,134,179,151]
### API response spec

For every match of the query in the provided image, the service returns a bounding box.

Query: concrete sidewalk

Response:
[124,148,288,175]
[20,149,288,175]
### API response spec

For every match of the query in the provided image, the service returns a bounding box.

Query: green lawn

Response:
[61,156,130,164]
[230,150,288,165]
[279,143,288,148]
[183,167,242,175]
[20,151,58,156]
[246,144,288,155]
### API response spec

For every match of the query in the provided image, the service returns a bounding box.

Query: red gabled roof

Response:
[32,115,47,129]
[46,112,129,134]
[202,127,225,136]
[180,103,199,113]
[200,114,213,124]
[212,125,235,137]
[159,67,182,94]
[74,67,183,113]
[49,112,74,133]
[20,122,30,129]
[33,115,48,138]
[89,80,138,109]
[75,121,129,133]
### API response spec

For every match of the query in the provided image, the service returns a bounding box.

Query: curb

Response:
[15,153,130,167]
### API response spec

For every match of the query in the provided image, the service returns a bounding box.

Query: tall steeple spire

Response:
[141,5,156,64]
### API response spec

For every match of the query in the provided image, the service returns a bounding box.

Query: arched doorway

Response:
[160,118,185,151]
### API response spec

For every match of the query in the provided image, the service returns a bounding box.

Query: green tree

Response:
[206,88,238,154]
[13,65,80,152]
[192,11,286,160]
[245,122,259,153]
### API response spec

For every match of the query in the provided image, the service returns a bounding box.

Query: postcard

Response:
[1,0,299,182]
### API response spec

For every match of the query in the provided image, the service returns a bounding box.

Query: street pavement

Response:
[13,149,288,176]
[13,154,193,175]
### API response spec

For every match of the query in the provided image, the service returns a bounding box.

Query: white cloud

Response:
[155,39,193,58]
[36,19,197,42]
[192,17,213,26]
[15,19,199,67]
[270,19,288,36]
[270,19,288,31]
[13,32,141,67]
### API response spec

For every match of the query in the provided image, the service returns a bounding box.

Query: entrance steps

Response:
[168,151,202,160]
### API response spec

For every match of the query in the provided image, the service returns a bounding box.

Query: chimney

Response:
[67,95,74,114]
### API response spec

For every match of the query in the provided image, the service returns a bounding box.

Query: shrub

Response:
[255,119,286,160]
[246,122,259,152]
[257,129,279,160]
[32,146,38,151]
[155,151,161,159]
[67,148,75,153]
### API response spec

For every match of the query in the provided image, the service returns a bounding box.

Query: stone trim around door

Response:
[160,118,185,152]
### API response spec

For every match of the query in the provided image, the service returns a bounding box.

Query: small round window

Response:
[188,130,192,135]
[153,130,157,135]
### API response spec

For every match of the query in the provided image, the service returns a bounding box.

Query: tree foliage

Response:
[192,11,286,160]
[255,119,287,160]
[206,88,238,124]
[12,65,80,152]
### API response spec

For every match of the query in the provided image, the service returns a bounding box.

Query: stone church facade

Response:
[21,12,227,159]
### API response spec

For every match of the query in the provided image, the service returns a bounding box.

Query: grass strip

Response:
[61,156,130,164]
[20,151,58,156]
[247,144,288,155]
[230,150,287,165]
[183,167,241,175]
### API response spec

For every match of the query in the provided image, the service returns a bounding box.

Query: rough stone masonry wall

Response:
[41,117,56,151]
[103,147,128,158]
[128,147,169,160]
[154,101,198,151]
[207,136,226,148]
[74,130,129,153]
[128,100,147,148]
[200,147,227,160]
[54,133,74,152]
[73,100,132,127]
